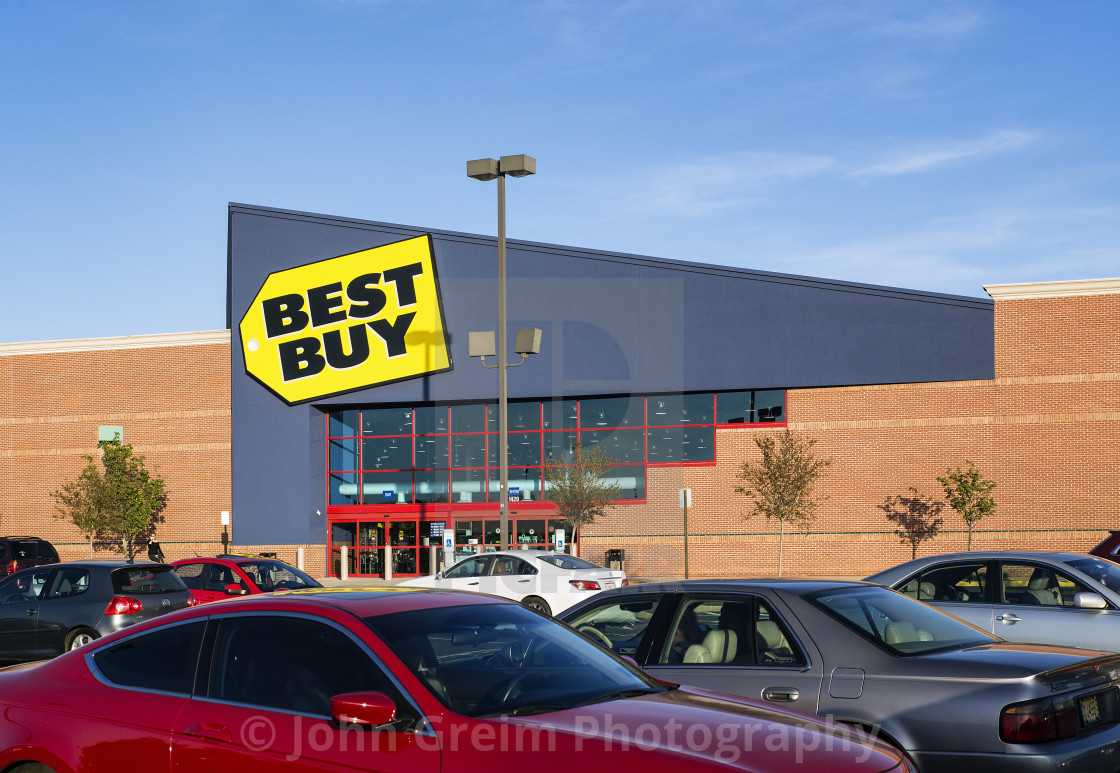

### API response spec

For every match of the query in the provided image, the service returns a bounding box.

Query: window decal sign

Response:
[239,235,451,405]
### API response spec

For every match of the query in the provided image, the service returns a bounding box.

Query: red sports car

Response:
[0,589,911,772]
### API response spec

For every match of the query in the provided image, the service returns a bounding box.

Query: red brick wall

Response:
[0,334,234,564]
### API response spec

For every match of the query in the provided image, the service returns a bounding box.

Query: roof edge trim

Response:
[984,278,1120,300]
[0,330,231,357]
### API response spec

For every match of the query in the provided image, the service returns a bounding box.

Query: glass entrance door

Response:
[388,521,417,576]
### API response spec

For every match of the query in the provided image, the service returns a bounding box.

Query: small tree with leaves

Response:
[879,487,944,559]
[937,460,996,551]
[733,429,831,576]
[543,440,622,552]
[52,439,168,559]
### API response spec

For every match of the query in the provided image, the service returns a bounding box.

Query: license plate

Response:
[1080,694,1101,725]
[601,581,615,589]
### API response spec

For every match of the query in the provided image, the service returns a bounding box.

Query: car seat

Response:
[1024,569,1061,605]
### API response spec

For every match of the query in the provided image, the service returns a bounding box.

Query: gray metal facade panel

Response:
[228,204,994,546]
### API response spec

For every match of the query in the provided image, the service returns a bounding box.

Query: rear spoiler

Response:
[1041,654,1120,693]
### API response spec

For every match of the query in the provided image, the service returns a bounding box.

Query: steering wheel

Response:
[578,626,613,648]
[494,669,537,704]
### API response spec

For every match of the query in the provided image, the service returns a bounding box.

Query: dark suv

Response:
[0,537,60,575]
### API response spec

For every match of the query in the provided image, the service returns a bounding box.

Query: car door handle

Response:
[996,613,1022,624]
[25,608,36,616]
[467,581,479,586]
[762,687,800,702]
[183,722,232,743]
[517,579,531,583]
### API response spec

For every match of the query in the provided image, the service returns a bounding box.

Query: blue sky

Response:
[2,0,1118,342]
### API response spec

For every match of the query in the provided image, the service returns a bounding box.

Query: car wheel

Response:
[66,627,99,651]
[11,764,56,773]
[522,596,552,616]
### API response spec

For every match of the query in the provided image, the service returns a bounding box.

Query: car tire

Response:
[522,596,552,616]
[11,764,56,773]
[66,627,99,651]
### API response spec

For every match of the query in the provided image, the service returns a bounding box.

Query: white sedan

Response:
[399,550,627,616]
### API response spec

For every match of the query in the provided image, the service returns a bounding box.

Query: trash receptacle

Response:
[605,548,625,571]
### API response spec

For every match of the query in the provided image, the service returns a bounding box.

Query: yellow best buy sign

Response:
[239,235,451,404]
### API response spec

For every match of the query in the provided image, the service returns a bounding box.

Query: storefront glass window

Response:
[542,399,579,430]
[360,471,411,505]
[451,403,486,433]
[413,405,449,435]
[329,410,360,437]
[414,469,448,503]
[754,390,785,422]
[330,472,359,505]
[361,436,410,471]
[362,407,412,436]
[414,435,448,469]
[451,468,486,504]
[450,433,486,468]
[327,390,784,513]
[329,437,358,471]
[580,396,643,428]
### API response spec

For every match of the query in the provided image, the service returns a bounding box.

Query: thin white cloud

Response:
[611,151,838,219]
[851,130,1039,179]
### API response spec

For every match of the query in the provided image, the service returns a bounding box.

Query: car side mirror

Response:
[224,584,250,596]
[331,691,397,726]
[1074,591,1108,609]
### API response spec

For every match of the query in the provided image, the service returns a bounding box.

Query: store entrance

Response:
[330,519,429,578]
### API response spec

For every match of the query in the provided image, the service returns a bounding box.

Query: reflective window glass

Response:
[755,390,785,422]
[508,404,541,431]
[328,410,360,437]
[716,391,754,424]
[329,437,358,471]
[413,405,449,435]
[360,471,411,504]
[451,469,487,504]
[414,469,449,503]
[330,472,358,505]
[543,431,579,463]
[579,396,643,428]
[362,407,412,436]
[581,428,645,464]
[451,403,486,433]
[414,435,448,469]
[647,394,713,425]
[451,433,486,468]
[542,399,579,430]
[361,437,410,471]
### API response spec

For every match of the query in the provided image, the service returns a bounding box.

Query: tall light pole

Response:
[466,155,539,551]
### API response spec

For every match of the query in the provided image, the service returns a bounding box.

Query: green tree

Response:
[878,487,944,559]
[52,439,168,559]
[936,460,996,551]
[543,440,622,551]
[733,429,832,576]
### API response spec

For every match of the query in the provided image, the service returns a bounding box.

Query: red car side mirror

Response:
[331,691,397,726]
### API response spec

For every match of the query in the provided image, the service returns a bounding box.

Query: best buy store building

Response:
[227,203,1014,579]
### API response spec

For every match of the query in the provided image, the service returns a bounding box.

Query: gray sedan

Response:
[558,579,1120,773]
[866,552,1120,650]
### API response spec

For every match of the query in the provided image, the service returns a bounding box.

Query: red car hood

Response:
[500,685,903,772]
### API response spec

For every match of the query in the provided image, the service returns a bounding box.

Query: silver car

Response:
[558,579,1120,773]
[866,552,1120,650]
